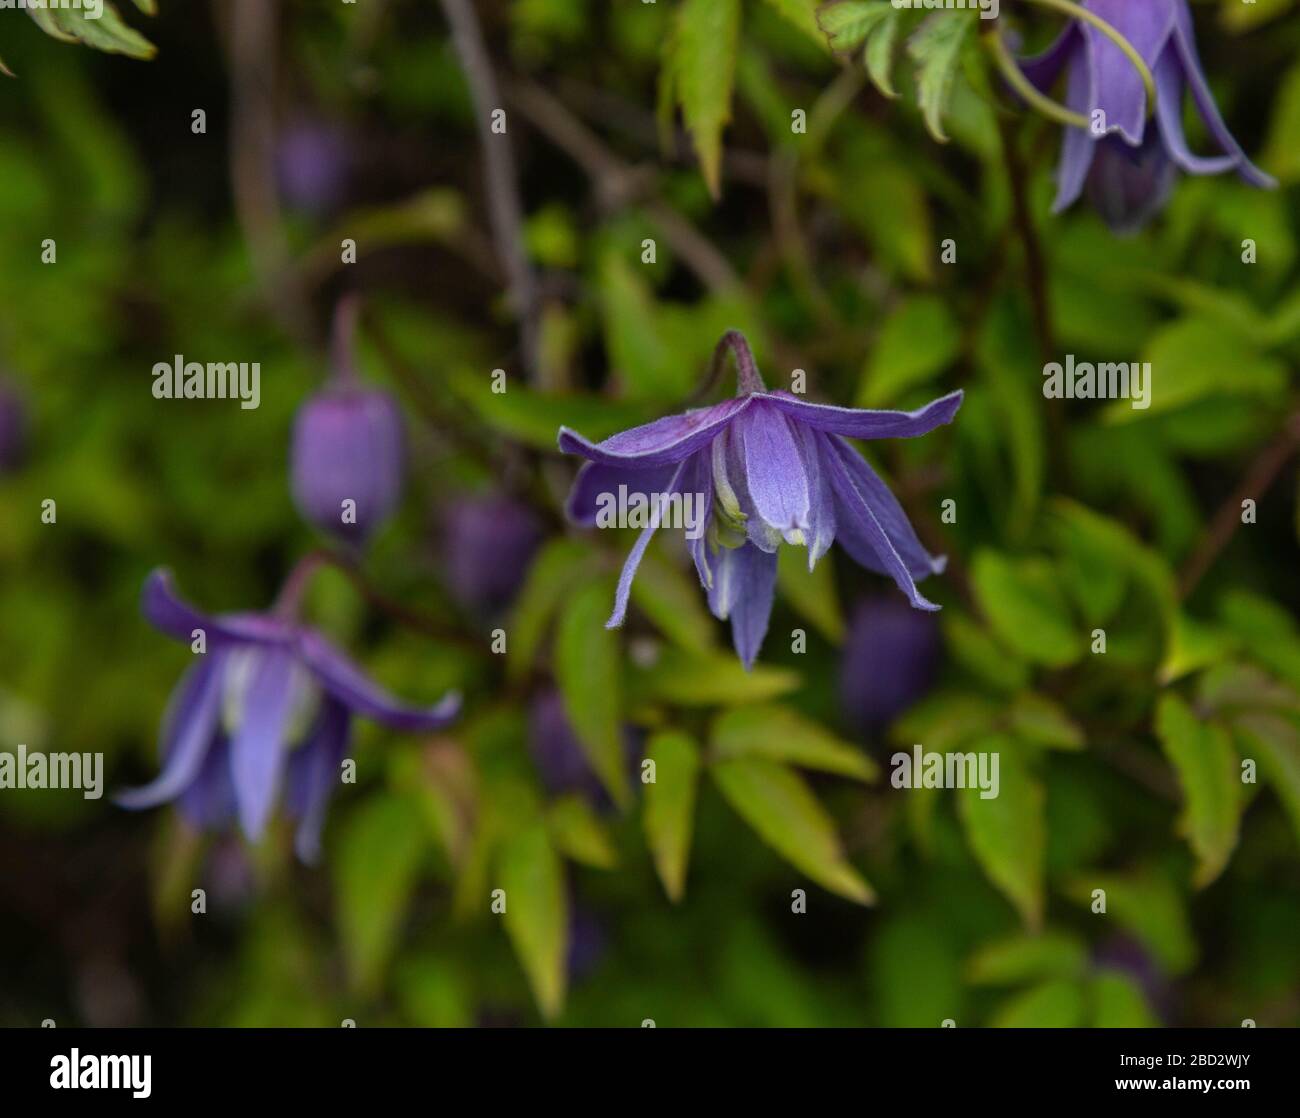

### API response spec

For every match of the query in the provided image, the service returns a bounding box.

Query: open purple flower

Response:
[291,296,405,548]
[559,331,961,668]
[1018,0,1274,232]
[117,569,459,862]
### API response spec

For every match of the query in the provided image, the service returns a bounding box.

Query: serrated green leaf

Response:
[334,796,427,995]
[499,822,568,1020]
[506,537,600,684]
[712,703,877,781]
[957,736,1045,928]
[907,12,972,143]
[971,551,1083,668]
[630,647,801,706]
[27,3,156,58]
[760,0,832,50]
[643,730,701,901]
[864,8,902,97]
[546,794,618,869]
[555,579,630,808]
[1155,694,1241,888]
[670,0,741,197]
[712,757,874,904]
[966,932,1088,986]
[776,544,844,643]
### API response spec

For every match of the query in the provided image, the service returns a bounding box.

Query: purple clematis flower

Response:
[839,598,941,736]
[442,494,543,615]
[559,331,962,668]
[117,569,459,862]
[1018,0,1274,233]
[291,296,405,548]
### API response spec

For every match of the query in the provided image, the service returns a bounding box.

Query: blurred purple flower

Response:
[117,569,459,862]
[560,331,960,668]
[0,377,26,474]
[1018,0,1274,233]
[567,903,607,981]
[442,495,542,614]
[277,120,350,216]
[839,598,940,735]
[528,689,607,805]
[291,298,405,548]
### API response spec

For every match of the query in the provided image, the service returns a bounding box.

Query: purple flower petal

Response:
[735,399,810,539]
[558,396,751,469]
[822,434,941,612]
[285,699,351,864]
[826,434,945,581]
[177,734,238,830]
[230,648,302,841]
[765,389,963,442]
[606,457,691,628]
[708,543,778,670]
[795,421,836,569]
[1164,13,1275,187]
[1053,57,1100,212]
[141,569,293,648]
[1082,0,1177,145]
[296,629,461,731]
[116,654,226,810]
[1086,133,1178,235]
[682,450,715,590]
[1017,24,1081,93]
[566,462,676,526]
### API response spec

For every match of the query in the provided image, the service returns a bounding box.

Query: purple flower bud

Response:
[0,378,27,475]
[839,598,941,735]
[291,385,405,547]
[442,495,543,614]
[276,119,350,216]
[528,689,607,805]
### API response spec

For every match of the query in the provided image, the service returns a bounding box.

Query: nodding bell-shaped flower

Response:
[1017,0,1274,233]
[117,569,460,863]
[291,296,405,548]
[559,331,962,669]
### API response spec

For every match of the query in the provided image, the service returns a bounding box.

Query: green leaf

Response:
[27,2,156,58]
[989,979,1086,1028]
[942,613,1030,692]
[1010,693,1085,752]
[863,7,902,97]
[1103,317,1287,423]
[971,551,1083,668]
[1262,58,1300,183]
[712,704,877,781]
[630,648,801,706]
[1155,694,1241,888]
[1233,712,1300,853]
[907,12,972,143]
[856,296,960,407]
[642,730,702,901]
[555,580,630,808]
[1090,972,1160,1028]
[669,0,741,197]
[599,251,692,401]
[506,537,600,684]
[776,545,844,643]
[498,822,569,1020]
[815,1,889,51]
[759,0,832,50]
[957,736,1046,928]
[711,757,874,904]
[334,796,427,995]
[893,689,999,752]
[1063,870,1197,974]
[966,932,1088,986]
[546,795,618,869]
[631,550,717,653]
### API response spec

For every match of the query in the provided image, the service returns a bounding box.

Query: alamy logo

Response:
[1042,355,1151,410]
[50,1050,151,1099]
[891,0,999,19]
[0,0,104,19]
[594,486,707,540]
[152,356,261,410]
[891,745,1000,799]
[0,744,103,800]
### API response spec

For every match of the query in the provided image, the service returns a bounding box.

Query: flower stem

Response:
[1011,0,1158,121]
[329,293,362,386]
[710,330,766,397]
[985,26,1088,130]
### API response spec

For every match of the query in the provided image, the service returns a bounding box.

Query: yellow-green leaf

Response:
[711,757,874,904]
[712,703,877,781]
[642,730,701,902]
[546,795,618,869]
[670,0,741,197]
[499,822,568,1020]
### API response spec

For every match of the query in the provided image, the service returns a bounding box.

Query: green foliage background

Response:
[1,0,1299,1027]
